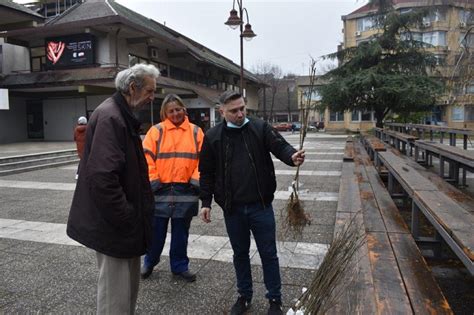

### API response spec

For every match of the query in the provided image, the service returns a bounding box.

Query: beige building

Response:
[296,76,377,132]
[338,0,474,131]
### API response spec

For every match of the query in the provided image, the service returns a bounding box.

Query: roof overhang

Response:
[0,66,221,104]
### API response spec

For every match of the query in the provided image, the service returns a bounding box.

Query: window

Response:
[422,32,447,47]
[433,55,446,66]
[357,17,375,31]
[459,9,473,24]
[459,33,474,48]
[361,110,373,121]
[149,61,168,77]
[330,111,343,122]
[400,8,413,15]
[452,106,464,121]
[128,54,148,67]
[302,87,321,102]
[30,47,46,72]
[351,110,360,121]
[467,82,474,94]
[423,9,446,23]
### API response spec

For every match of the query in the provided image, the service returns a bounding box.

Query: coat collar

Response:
[113,92,141,132]
[162,116,191,131]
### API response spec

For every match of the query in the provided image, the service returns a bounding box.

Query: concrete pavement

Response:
[0,133,347,314]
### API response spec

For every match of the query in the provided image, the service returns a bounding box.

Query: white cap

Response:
[78,116,88,125]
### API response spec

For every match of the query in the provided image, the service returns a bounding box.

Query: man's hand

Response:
[291,150,305,166]
[200,207,211,223]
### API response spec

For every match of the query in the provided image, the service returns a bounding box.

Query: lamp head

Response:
[241,23,256,41]
[225,9,242,29]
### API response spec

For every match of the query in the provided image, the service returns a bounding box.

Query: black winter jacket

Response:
[199,118,297,214]
[67,92,154,258]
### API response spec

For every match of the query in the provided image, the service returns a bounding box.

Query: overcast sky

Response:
[115,0,369,76]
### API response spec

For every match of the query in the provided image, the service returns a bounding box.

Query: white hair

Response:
[115,64,160,94]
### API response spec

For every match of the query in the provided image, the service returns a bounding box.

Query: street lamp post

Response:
[225,0,256,96]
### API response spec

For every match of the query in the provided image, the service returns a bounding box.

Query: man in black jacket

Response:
[199,91,305,315]
[67,64,159,314]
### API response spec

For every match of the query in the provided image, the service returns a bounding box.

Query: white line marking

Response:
[0,180,75,191]
[275,170,341,176]
[274,190,338,201]
[0,218,328,270]
[272,159,341,163]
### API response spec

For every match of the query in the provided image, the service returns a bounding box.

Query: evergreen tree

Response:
[319,4,444,127]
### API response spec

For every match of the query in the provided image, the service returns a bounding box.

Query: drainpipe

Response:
[115,27,121,68]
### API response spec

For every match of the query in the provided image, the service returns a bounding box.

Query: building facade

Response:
[341,0,474,130]
[0,0,261,143]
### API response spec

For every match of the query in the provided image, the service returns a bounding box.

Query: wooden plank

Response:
[378,151,438,196]
[355,158,387,233]
[343,141,354,162]
[367,232,413,314]
[389,233,453,314]
[330,233,378,314]
[416,140,474,169]
[391,148,474,215]
[336,163,360,214]
[414,190,474,261]
[364,165,410,234]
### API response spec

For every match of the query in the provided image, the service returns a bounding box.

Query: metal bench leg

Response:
[411,202,420,239]
[440,156,445,178]
[388,173,394,195]
[433,232,443,258]
[454,163,460,186]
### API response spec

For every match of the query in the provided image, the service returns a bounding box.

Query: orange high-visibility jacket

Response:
[142,116,204,187]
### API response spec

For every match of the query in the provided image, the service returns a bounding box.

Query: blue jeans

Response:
[143,216,191,274]
[224,203,281,302]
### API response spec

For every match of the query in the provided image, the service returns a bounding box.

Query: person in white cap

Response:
[74,116,88,180]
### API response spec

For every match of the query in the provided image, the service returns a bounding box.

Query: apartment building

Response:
[339,0,473,130]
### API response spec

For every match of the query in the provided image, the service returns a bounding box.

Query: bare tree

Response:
[252,61,284,122]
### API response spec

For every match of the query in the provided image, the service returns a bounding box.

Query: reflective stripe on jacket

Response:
[142,116,204,218]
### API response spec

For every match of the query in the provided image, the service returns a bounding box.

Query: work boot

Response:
[230,296,251,315]
[172,270,196,282]
[140,265,153,279]
[267,299,283,315]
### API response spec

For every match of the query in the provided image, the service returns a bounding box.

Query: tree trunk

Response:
[374,110,385,128]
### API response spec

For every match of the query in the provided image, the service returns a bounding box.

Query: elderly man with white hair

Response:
[67,64,159,314]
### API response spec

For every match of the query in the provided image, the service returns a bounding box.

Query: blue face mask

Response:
[227,118,249,129]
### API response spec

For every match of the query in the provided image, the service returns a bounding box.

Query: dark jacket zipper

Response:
[242,132,266,210]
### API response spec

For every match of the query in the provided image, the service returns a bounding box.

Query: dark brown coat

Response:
[67,92,154,258]
[74,124,87,159]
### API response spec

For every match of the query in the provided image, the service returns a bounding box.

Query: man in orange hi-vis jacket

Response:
[140,94,204,282]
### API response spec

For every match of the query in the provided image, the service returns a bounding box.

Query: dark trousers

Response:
[224,203,281,302]
[143,216,192,274]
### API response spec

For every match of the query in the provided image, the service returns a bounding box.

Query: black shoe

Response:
[230,296,251,315]
[140,265,153,279]
[267,299,283,315]
[173,270,196,282]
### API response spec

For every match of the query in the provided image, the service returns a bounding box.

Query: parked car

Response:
[292,122,301,131]
[273,122,292,131]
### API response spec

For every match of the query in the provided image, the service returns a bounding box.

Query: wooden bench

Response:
[415,140,474,187]
[332,142,452,314]
[374,127,384,140]
[378,151,474,275]
[361,134,386,167]
[343,136,354,162]
[384,130,419,156]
